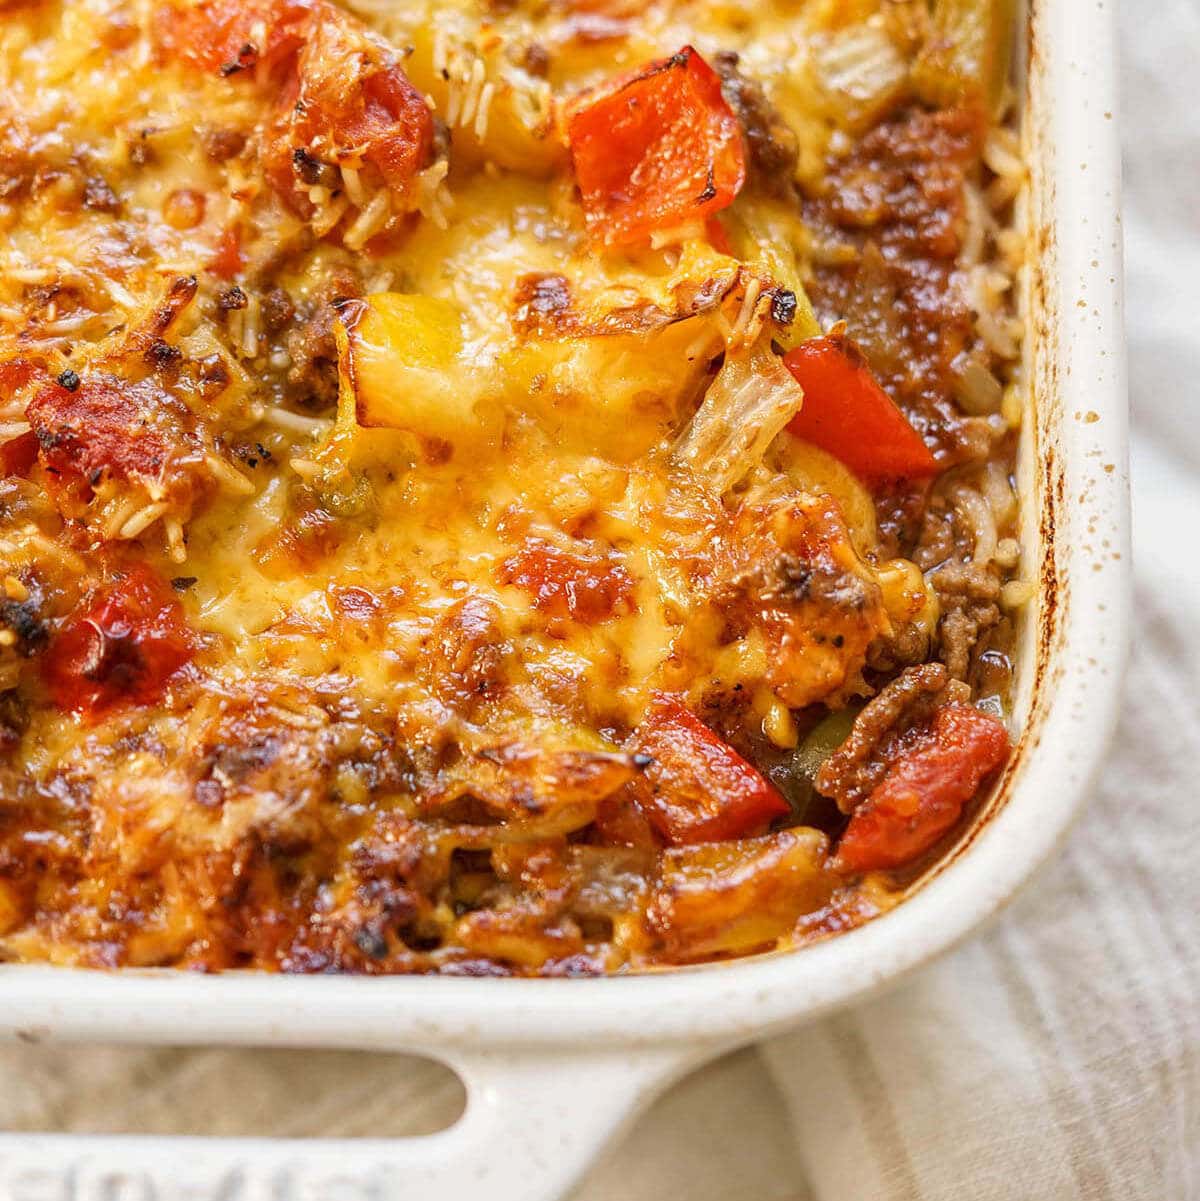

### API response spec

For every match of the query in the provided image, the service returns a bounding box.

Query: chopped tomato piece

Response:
[42,565,195,720]
[498,539,634,624]
[161,0,432,216]
[263,8,433,212]
[783,334,939,489]
[631,695,791,845]
[565,46,746,246]
[297,24,430,193]
[0,358,42,477]
[25,375,177,506]
[0,357,42,398]
[836,703,1010,872]
[155,0,311,76]
[210,226,245,280]
[1,432,37,477]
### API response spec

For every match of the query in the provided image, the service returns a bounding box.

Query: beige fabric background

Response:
[2,3,1197,1198]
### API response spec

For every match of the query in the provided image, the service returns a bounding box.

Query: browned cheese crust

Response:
[0,0,1026,974]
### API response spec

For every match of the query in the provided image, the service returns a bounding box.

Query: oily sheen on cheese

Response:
[0,0,1023,973]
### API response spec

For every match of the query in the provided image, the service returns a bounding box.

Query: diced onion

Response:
[912,0,1016,116]
[810,24,909,132]
[673,347,805,495]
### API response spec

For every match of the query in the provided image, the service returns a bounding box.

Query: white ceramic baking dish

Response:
[0,1,1128,1197]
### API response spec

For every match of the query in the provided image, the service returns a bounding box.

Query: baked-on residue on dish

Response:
[0,0,1028,974]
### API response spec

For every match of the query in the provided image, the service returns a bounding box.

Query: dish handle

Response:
[0,1043,714,1201]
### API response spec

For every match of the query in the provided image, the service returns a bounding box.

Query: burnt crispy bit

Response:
[512,272,574,336]
[220,41,258,76]
[217,285,249,311]
[144,338,184,370]
[122,275,198,361]
[292,146,339,189]
[770,289,797,325]
[0,586,48,657]
[56,369,80,392]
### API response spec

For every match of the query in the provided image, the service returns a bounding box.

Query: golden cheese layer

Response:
[0,0,1023,973]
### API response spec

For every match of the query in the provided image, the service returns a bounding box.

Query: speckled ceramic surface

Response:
[0,2,1128,1197]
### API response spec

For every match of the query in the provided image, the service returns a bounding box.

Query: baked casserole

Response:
[0,0,1028,974]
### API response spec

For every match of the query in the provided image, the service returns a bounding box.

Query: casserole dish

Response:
[0,0,1127,1197]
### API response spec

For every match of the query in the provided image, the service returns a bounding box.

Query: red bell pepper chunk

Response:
[565,46,746,246]
[836,703,1010,872]
[633,695,790,845]
[42,565,195,721]
[783,334,939,489]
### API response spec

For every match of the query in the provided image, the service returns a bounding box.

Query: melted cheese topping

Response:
[0,0,1011,974]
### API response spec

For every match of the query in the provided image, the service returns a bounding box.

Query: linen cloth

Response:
[1,4,1196,1198]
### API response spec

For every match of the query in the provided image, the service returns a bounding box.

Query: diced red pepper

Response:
[498,539,634,624]
[42,564,195,720]
[783,334,939,489]
[836,703,1010,872]
[565,46,746,246]
[632,695,790,845]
